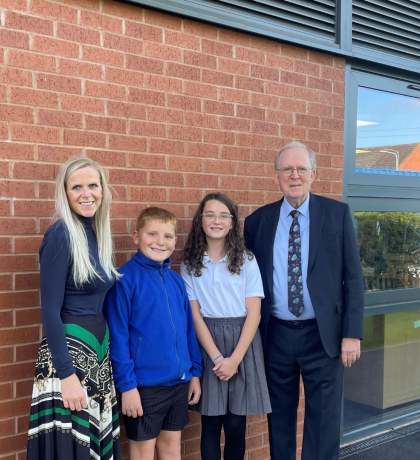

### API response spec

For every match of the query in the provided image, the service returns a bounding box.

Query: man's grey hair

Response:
[274,142,317,171]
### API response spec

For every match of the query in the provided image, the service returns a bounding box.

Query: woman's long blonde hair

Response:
[54,156,120,287]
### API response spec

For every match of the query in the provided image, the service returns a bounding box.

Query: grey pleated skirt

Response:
[190,316,272,416]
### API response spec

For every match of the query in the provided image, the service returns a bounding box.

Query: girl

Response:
[181,193,271,460]
[27,157,121,460]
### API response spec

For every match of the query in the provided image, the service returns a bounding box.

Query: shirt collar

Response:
[203,252,228,264]
[281,193,310,219]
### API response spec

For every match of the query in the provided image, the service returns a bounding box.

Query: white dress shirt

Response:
[181,252,264,318]
[271,195,315,320]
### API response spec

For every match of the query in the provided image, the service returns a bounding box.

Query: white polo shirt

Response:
[180,252,264,318]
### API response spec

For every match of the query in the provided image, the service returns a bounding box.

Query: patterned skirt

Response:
[27,313,121,460]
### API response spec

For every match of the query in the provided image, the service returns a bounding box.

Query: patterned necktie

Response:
[288,210,304,318]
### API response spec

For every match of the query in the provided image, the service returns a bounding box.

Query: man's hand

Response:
[121,388,143,418]
[188,376,201,405]
[213,357,239,381]
[341,338,361,367]
[61,374,88,411]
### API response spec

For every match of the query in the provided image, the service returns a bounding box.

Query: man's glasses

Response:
[201,212,233,222]
[276,167,313,177]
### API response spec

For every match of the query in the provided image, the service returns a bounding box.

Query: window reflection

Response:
[343,311,420,440]
[356,87,420,175]
[355,212,420,292]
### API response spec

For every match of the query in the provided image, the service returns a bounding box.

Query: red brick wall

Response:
[0,1,345,459]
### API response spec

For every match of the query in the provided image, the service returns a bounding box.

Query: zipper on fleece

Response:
[159,267,180,379]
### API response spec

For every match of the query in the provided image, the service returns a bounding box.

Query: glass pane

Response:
[354,212,420,292]
[343,310,420,442]
[356,87,420,176]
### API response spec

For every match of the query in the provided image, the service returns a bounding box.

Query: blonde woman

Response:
[27,157,121,460]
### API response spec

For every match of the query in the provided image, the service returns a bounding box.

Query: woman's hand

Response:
[188,376,201,405]
[61,374,88,411]
[121,388,143,418]
[213,357,239,381]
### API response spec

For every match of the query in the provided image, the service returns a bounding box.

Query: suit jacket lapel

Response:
[263,198,282,300]
[308,193,325,273]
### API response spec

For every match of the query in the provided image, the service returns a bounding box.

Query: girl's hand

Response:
[188,376,201,405]
[121,388,143,418]
[61,374,88,411]
[213,357,240,381]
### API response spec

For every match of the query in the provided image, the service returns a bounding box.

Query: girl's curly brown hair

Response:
[182,193,253,277]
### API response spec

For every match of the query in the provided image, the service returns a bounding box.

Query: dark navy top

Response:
[40,216,115,379]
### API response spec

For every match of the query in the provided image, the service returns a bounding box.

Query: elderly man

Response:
[244,142,364,460]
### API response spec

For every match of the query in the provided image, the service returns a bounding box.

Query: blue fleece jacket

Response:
[103,250,202,392]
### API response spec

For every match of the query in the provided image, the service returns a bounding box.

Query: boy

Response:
[104,207,202,460]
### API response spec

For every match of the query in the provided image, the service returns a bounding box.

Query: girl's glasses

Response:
[201,212,233,222]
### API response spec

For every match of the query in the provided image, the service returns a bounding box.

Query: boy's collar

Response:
[133,249,172,269]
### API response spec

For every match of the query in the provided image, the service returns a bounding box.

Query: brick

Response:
[252,120,279,136]
[0,291,38,309]
[296,114,320,129]
[307,128,332,142]
[150,139,184,155]
[128,153,165,169]
[203,129,234,145]
[0,382,12,399]
[14,236,43,253]
[295,60,320,77]
[104,33,142,55]
[252,93,279,108]
[17,414,30,433]
[107,101,146,120]
[57,23,100,45]
[105,67,143,88]
[237,161,265,176]
[0,238,11,253]
[186,173,218,188]
[184,51,216,69]
[0,399,32,420]
[145,42,182,62]
[251,64,279,82]
[308,102,332,117]
[204,159,235,175]
[15,308,42,327]
[185,82,217,99]
[308,76,332,92]
[219,88,249,104]
[8,50,55,72]
[185,112,217,129]
[321,117,344,131]
[0,67,32,87]
[37,182,54,199]
[281,97,306,113]
[85,81,126,100]
[0,104,33,123]
[33,35,79,59]
[202,69,233,87]
[166,62,200,82]
[165,31,200,51]
[187,142,218,158]
[31,0,78,23]
[58,58,102,80]
[281,125,306,139]
[126,55,164,75]
[58,0,100,9]
[12,124,59,144]
[109,169,147,185]
[281,71,307,87]
[129,88,165,106]
[125,21,162,42]
[169,125,201,142]
[0,200,10,215]
[86,115,126,133]
[6,11,53,35]
[80,10,122,33]
[145,74,182,93]
[87,149,126,167]
[145,9,181,30]
[236,76,264,93]
[148,107,183,124]
[0,120,7,136]
[38,145,82,163]
[0,161,8,178]
[108,134,147,152]
[334,81,345,94]
[37,73,81,95]
[183,19,217,38]
[63,129,106,147]
[14,200,54,217]
[237,133,266,148]
[169,156,202,172]
[249,446,270,460]
[82,45,124,67]
[221,176,250,190]
[218,57,250,76]
[237,105,265,121]
[251,177,278,191]
[11,87,58,109]
[266,109,293,124]
[236,47,264,65]
[266,54,294,71]
[167,94,201,112]
[333,106,344,119]
[322,66,345,82]
[150,171,183,186]
[15,379,35,398]
[102,1,143,20]
[204,100,234,116]
[319,91,344,106]
[220,117,249,132]
[0,419,14,437]
[61,94,104,114]
[169,188,202,203]
[0,0,27,9]
[0,347,13,365]
[130,187,166,202]
[309,50,334,66]
[0,28,29,49]
[38,108,82,128]
[130,120,166,138]
[0,180,34,198]
[221,146,251,161]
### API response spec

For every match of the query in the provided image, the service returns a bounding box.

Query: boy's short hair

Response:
[136,207,177,232]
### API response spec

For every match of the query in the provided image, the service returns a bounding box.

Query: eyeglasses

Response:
[201,212,233,222]
[276,167,313,177]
